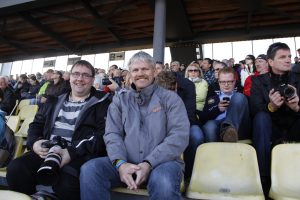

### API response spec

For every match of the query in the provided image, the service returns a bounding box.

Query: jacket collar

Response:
[131,83,157,106]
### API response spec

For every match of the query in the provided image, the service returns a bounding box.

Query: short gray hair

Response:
[127,51,155,70]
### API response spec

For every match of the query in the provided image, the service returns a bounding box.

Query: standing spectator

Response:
[250,42,300,195]
[201,58,216,85]
[80,51,189,200]
[155,61,165,76]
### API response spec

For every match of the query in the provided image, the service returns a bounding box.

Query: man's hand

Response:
[218,100,230,112]
[118,162,140,191]
[135,162,151,187]
[285,85,300,112]
[269,89,284,111]
[33,140,49,158]
[50,147,71,167]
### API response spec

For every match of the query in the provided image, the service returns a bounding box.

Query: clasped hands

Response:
[118,162,151,191]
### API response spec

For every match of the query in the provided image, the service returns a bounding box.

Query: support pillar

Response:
[153,0,166,63]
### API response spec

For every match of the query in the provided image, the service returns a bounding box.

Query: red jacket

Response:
[243,71,260,96]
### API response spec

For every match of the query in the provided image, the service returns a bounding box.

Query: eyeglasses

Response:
[219,80,235,85]
[71,72,93,79]
[188,69,199,72]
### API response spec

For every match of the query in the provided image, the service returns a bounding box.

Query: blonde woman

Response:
[185,62,208,111]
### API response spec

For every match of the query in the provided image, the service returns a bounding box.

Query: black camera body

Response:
[276,84,295,99]
[102,77,112,85]
[37,136,68,186]
[222,97,231,102]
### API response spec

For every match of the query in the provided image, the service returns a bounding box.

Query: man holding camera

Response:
[250,42,300,194]
[7,60,110,200]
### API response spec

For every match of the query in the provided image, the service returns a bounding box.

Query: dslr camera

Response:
[102,76,112,85]
[36,136,68,186]
[275,84,295,99]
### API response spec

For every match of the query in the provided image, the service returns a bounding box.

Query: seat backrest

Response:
[16,99,30,115]
[186,142,264,200]
[0,190,31,200]
[15,116,34,137]
[269,144,300,200]
[6,115,21,133]
[18,105,38,120]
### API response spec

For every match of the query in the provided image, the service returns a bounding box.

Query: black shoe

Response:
[220,126,238,142]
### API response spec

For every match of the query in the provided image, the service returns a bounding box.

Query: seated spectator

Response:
[0,89,6,143]
[243,54,269,97]
[14,74,30,100]
[201,58,216,85]
[200,67,251,142]
[185,62,208,111]
[241,55,256,87]
[80,52,189,200]
[41,70,70,103]
[37,69,54,98]
[156,69,204,180]
[155,61,165,76]
[0,76,16,114]
[250,42,300,195]
[21,75,40,99]
[7,60,111,200]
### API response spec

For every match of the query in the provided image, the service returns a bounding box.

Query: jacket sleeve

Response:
[250,77,269,116]
[144,93,190,168]
[104,93,128,162]
[183,79,197,125]
[67,97,110,160]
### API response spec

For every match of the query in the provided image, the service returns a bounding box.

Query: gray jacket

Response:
[104,83,190,169]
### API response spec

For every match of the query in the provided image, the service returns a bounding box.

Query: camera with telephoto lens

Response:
[102,76,112,85]
[36,136,68,186]
[276,84,295,99]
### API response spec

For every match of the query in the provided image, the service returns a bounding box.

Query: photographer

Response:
[7,60,110,200]
[250,42,300,195]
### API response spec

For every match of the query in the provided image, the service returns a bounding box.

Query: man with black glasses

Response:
[199,67,251,142]
[250,42,300,195]
[7,60,110,200]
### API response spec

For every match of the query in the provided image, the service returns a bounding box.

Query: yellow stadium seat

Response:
[186,142,264,200]
[0,190,31,200]
[16,99,30,115]
[15,117,34,138]
[18,105,38,121]
[6,116,21,133]
[269,144,300,200]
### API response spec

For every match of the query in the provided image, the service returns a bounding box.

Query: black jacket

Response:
[27,88,110,169]
[0,87,17,114]
[250,71,300,129]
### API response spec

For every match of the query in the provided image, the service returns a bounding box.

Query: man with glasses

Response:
[250,42,300,195]
[7,60,110,200]
[200,67,250,142]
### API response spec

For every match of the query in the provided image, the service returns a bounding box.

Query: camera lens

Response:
[36,150,62,186]
[283,86,295,99]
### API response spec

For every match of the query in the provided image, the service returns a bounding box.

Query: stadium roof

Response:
[0,0,299,62]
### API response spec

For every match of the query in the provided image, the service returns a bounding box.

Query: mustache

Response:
[135,76,148,80]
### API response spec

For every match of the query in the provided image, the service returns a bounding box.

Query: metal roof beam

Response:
[80,0,121,43]
[19,11,74,51]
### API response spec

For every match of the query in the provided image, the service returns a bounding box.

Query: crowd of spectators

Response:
[1,43,300,200]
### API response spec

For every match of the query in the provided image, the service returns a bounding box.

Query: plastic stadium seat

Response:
[17,105,38,121]
[0,136,25,177]
[14,117,34,138]
[269,144,300,200]
[16,99,30,115]
[0,190,31,200]
[6,115,21,133]
[186,142,264,200]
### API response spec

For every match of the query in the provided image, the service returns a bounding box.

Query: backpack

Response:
[0,111,15,168]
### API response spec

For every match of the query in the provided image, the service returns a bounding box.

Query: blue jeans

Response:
[252,112,272,177]
[202,92,251,142]
[80,157,183,200]
[184,125,204,179]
